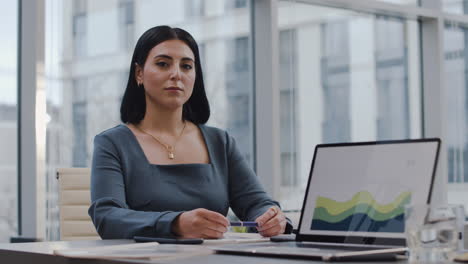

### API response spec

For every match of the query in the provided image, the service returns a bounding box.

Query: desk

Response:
[0,239,410,264]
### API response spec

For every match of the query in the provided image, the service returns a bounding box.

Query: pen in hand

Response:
[230,221,258,227]
[255,206,286,237]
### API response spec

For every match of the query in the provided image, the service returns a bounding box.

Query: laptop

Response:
[214,138,441,260]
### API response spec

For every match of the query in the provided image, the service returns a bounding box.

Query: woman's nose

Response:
[169,65,181,80]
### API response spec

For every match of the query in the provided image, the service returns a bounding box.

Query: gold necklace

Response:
[137,121,187,160]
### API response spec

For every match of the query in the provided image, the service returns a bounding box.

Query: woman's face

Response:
[136,39,196,111]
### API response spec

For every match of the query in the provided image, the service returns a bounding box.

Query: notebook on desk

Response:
[214,138,441,260]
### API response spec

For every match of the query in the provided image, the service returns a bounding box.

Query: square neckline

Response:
[121,123,213,167]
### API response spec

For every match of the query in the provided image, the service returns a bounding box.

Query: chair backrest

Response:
[56,168,100,241]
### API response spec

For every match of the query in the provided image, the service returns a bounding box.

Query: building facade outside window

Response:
[279,29,298,187]
[225,36,253,164]
[118,0,135,50]
[321,20,352,143]
[185,0,204,18]
[277,1,421,209]
[72,0,87,57]
[445,25,468,206]
[72,79,88,167]
[375,17,410,140]
[444,0,468,14]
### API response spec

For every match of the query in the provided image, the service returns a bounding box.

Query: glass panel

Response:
[225,0,248,10]
[373,0,418,5]
[0,0,18,242]
[185,0,205,18]
[45,0,252,240]
[443,0,468,14]
[445,25,468,208]
[278,1,422,209]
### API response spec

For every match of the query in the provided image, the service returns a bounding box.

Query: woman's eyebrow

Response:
[154,54,173,60]
[153,54,194,62]
[181,57,195,63]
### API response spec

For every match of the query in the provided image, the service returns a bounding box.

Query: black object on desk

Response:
[323,253,404,262]
[10,236,41,243]
[134,236,203,244]
[270,234,296,242]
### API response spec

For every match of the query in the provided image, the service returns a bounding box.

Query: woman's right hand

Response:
[172,208,229,238]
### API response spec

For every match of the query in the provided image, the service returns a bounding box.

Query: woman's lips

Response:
[164,87,183,91]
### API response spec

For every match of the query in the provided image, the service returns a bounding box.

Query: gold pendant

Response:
[169,152,175,159]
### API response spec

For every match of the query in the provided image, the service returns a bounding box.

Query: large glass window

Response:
[445,24,468,207]
[373,0,418,5]
[45,0,252,240]
[278,1,422,209]
[443,0,468,14]
[119,0,135,50]
[0,0,18,242]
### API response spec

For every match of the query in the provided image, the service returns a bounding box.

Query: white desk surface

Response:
[0,239,411,264]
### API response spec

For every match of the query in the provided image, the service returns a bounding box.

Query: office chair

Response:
[56,168,100,241]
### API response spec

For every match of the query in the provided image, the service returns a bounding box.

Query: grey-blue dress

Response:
[88,124,286,239]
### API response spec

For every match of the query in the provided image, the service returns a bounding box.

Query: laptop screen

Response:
[297,139,440,245]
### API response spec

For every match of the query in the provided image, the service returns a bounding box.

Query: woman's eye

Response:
[156,61,168,67]
[182,64,193,70]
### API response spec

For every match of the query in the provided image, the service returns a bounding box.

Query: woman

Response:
[89,25,292,239]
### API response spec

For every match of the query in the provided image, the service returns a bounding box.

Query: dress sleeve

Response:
[88,134,182,239]
[226,133,293,233]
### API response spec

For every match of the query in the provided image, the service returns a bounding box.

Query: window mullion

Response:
[252,0,281,199]
[420,0,448,204]
[18,0,46,239]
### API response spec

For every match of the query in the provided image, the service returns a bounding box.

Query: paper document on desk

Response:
[53,242,212,260]
[203,232,269,245]
[455,252,468,262]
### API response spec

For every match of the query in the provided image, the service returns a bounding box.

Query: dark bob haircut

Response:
[120,25,210,124]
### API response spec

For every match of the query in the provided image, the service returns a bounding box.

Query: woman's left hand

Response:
[255,206,287,237]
